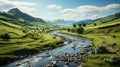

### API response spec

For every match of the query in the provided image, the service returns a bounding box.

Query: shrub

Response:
[78,24,82,27]
[104,56,120,66]
[94,23,97,26]
[23,30,26,33]
[96,45,109,54]
[73,24,76,27]
[83,23,86,27]
[76,27,84,34]
[1,33,10,40]
[71,28,75,33]
[67,29,70,32]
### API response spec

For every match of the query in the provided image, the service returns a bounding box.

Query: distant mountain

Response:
[8,8,45,22]
[47,19,77,26]
[74,19,92,25]
[0,8,50,27]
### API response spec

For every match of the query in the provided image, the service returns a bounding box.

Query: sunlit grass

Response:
[60,18,120,67]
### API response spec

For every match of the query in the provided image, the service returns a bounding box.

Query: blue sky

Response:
[0,0,120,21]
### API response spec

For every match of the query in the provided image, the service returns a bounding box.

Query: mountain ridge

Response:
[8,8,45,23]
[0,8,51,27]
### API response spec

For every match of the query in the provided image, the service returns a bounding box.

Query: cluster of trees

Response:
[67,24,85,34]
[23,29,42,40]
[22,27,50,40]
[73,23,87,28]
[0,27,49,41]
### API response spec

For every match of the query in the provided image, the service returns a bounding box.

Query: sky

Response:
[0,0,120,21]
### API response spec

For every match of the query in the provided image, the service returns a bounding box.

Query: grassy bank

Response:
[0,33,63,66]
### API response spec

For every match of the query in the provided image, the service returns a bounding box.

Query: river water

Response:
[3,31,92,67]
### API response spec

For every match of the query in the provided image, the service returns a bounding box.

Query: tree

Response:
[96,45,109,54]
[73,24,76,27]
[78,24,82,27]
[42,28,44,31]
[94,23,97,26]
[67,29,70,32]
[76,27,84,34]
[23,30,26,33]
[83,23,86,27]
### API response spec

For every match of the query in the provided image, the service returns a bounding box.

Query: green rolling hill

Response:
[0,8,63,66]
[61,12,120,67]
[74,12,120,27]
[88,12,120,26]
[0,8,53,28]
[8,8,45,22]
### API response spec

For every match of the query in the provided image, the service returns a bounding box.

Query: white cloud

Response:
[47,12,55,15]
[59,4,120,20]
[46,4,62,10]
[0,0,38,13]
[61,4,120,14]
[0,0,120,21]
[0,0,14,10]
[102,4,120,11]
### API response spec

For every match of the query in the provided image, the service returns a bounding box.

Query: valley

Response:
[0,7,120,67]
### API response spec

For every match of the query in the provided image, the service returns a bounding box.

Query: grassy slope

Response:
[61,19,120,67]
[83,19,120,67]
[0,18,63,66]
[0,21,25,38]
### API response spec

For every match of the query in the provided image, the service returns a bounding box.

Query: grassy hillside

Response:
[87,12,120,26]
[83,18,120,67]
[0,18,63,64]
[0,20,25,38]
[8,8,45,22]
[0,8,53,28]
[0,9,63,66]
[60,14,120,67]
[74,12,120,27]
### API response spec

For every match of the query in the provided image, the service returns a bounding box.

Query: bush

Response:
[94,23,97,26]
[96,45,109,54]
[71,28,75,33]
[73,24,76,27]
[0,33,10,40]
[104,56,120,66]
[76,27,84,34]
[67,29,70,32]
[78,24,82,27]
[83,23,86,27]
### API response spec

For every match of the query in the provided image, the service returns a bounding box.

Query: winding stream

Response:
[3,31,92,67]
